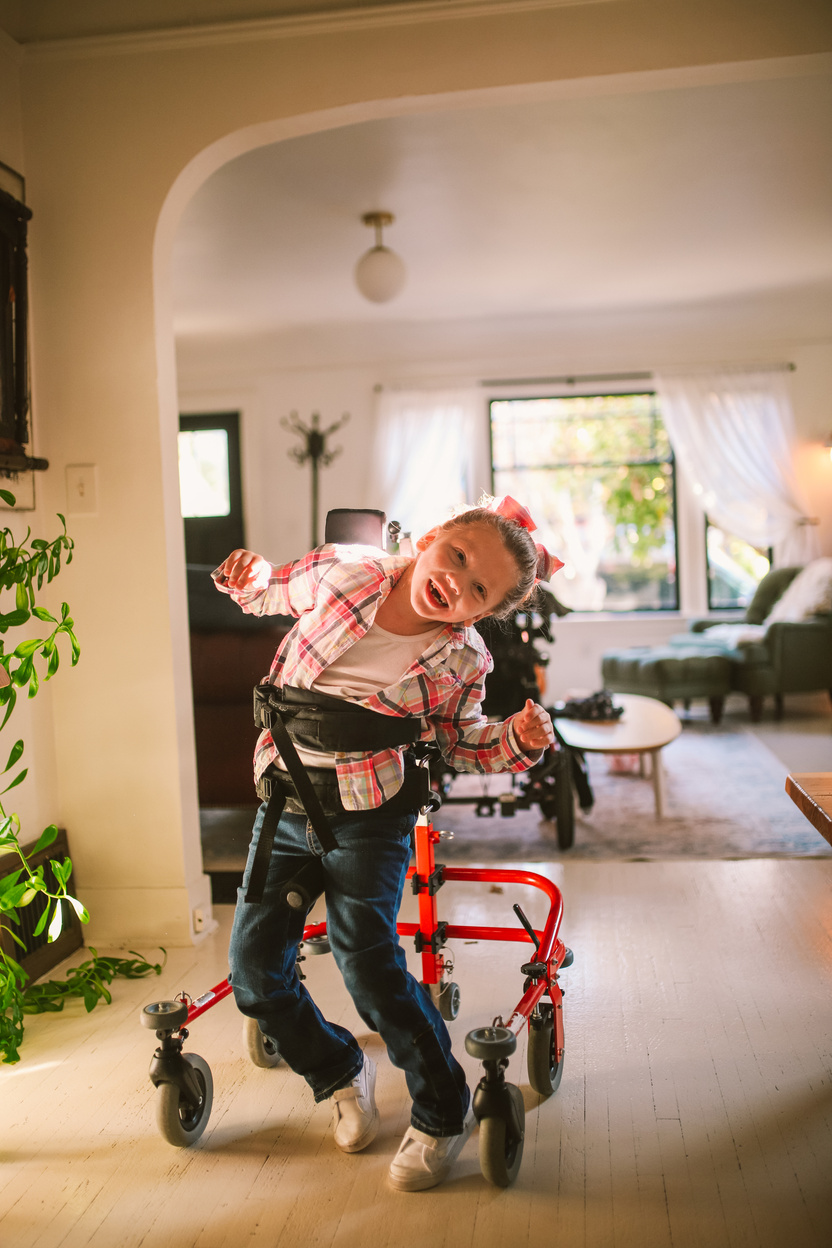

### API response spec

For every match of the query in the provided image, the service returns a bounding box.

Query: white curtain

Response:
[370,389,482,542]
[655,370,820,566]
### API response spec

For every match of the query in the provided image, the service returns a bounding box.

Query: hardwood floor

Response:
[2,859,831,1248]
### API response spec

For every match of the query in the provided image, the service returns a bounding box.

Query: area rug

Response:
[434,722,832,862]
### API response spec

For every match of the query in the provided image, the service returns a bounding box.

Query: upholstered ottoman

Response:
[601,646,733,723]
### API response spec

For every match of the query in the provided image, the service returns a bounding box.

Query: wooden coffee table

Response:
[552,692,682,818]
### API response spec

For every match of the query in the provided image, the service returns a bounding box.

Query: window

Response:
[705,520,770,611]
[490,392,678,612]
[178,412,244,566]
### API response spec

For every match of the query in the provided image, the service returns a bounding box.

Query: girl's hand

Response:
[513,699,555,754]
[214,549,271,593]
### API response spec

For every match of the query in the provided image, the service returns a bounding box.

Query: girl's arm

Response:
[212,545,335,618]
[430,676,550,774]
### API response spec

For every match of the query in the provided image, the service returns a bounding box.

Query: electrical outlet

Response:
[193,907,206,934]
[66,464,97,515]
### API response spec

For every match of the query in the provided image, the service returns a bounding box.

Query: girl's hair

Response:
[437,506,540,620]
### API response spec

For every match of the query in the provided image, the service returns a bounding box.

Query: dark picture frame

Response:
[0,184,47,478]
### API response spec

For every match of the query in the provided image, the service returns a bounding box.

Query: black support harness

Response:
[246,683,428,904]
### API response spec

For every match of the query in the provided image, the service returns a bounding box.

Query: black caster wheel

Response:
[465,1025,516,1061]
[155,1053,213,1147]
[141,1000,188,1030]
[242,1016,282,1068]
[527,1004,564,1097]
[438,981,461,1021]
[478,1083,525,1187]
[302,934,331,955]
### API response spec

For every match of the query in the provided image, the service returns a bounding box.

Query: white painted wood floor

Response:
[2,860,831,1248]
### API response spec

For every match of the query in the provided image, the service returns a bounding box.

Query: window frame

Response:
[704,516,771,613]
[488,388,681,613]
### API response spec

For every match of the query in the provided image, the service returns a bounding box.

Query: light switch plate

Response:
[66,464,97,515]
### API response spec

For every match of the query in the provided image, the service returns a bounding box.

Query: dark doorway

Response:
[179,411,244,566]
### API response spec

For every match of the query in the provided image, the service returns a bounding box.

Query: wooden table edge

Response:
[785,772,832,848]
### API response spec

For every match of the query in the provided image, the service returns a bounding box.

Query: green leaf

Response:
[14,581,27,613]
[48,857,67,888]
[3,740,23,773]
[11,659,31,688]
[32,824,58,854]
[67,896,89,924]
[13,639,41,659]
[46,648,60,679]
[47,903,63,943]
[1,768,28,795]
[32,607,56,623]
[0,949,25,979]
[32,906,50,938]
[0,868,23,893]
[0,609,30,631]
[0,687,17,729]
[0,489,16,507]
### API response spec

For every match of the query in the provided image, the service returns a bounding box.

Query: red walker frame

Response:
[142,807,570,1187]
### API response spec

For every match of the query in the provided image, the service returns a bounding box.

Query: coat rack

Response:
[281,410,350,547]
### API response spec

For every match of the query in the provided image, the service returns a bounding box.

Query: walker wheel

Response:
[527,1004,564,1096]
[155,1053,213,1147]
[438,981,461,1021]
[478,1083,525,1187]
[465,1025,516,1061]
[243,1016,283,1068]
[141,1000,188,1030]
[302,935,331,955]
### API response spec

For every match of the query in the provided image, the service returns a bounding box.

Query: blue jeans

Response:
[228,801,470,1137]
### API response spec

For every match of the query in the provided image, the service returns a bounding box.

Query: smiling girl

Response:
[213,495,562,1191]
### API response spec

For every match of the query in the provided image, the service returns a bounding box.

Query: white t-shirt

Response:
[278,620,444,771]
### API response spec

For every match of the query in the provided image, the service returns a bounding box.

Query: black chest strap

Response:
[245,684,424,904]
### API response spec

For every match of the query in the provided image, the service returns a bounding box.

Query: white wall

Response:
[0,31,66,849]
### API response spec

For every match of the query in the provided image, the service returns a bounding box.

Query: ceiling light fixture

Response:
[354,211,406,303]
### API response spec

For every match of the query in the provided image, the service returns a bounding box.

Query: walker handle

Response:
[513,903,540,952]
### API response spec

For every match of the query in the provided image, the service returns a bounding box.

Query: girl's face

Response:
[409,523,519,627]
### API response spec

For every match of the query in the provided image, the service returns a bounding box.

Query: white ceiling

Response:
[170,67,832,348]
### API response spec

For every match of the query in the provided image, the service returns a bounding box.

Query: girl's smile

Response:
[408,525,518,628]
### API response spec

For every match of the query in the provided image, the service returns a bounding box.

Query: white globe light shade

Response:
[354,245,406,303]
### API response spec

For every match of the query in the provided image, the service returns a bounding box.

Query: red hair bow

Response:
[486,495,565,582]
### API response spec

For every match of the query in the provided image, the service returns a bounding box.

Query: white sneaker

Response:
[388,1106,475,1191]
[331,1054,379,1153]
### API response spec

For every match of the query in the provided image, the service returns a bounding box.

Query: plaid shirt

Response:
[213,544,534,810]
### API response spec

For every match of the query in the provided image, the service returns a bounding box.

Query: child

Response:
[213,495,562,1191]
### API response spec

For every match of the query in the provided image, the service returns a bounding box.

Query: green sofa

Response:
[670,565,832,721]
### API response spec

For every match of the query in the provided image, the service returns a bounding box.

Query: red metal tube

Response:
[184,979,234,1024]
